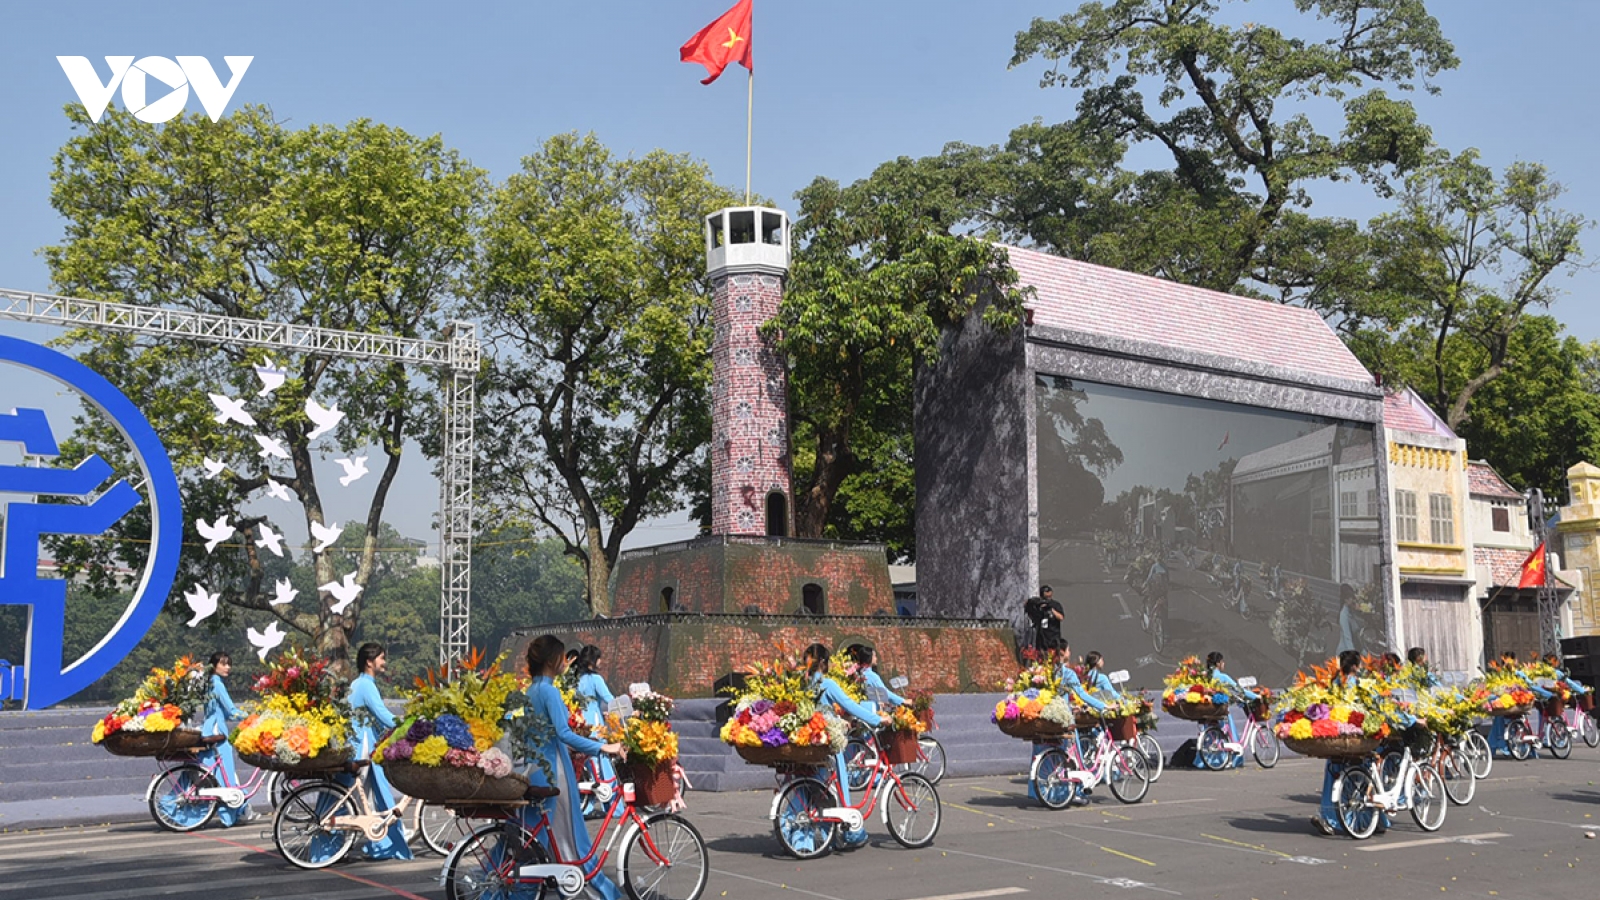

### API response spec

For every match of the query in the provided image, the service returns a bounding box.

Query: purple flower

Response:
[384,739,416,762]
[1023,688,1040,700]
[1307,703,1330,721]
[404,719,434,743]
[759,728,788,747]
[750,699,775,716]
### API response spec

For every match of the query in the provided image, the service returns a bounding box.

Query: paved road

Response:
[2,750,1597,900]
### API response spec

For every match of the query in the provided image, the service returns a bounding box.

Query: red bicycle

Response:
[441,784,707,900]
[770,732,941,859]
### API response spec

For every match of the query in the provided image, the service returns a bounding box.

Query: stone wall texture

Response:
[611,535,895,616]
[710,272,791,536]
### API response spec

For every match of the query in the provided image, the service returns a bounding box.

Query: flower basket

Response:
[916,708,935,730]
[1539,697,1566,718]
[996,717,1068,741]
[1281,734,1380,759]
[1163,699,1229,721]
[1107,715,1138,742]
[879,728,919,765]
[238,746,354,774]
[734,742,833,768]
[1490,703,1533,718]
[384,757,531,803]
[101,728,205,758]
[1578,693,1594,713]
[624,758,677,807]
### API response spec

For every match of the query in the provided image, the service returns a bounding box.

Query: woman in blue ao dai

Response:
[574,644,618,789]
[803,642,882,850]
[347,642,412,860]
[521,635,625,900]
[197,651,253,825]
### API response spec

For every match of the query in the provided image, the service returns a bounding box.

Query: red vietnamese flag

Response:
[680,0,753,85]
[1516,542,1548,589]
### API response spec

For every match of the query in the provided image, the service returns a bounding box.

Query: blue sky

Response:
[1,0,1596,548]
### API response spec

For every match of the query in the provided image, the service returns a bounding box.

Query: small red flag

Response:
[1216,431,1230,451]
[1516,542,1547,589]
[680,0,753,85]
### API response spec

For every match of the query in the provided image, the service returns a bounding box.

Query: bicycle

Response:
[1196,692,1278,770]
[1334,732,1446,839]
[770,733,942,859]
[1425,733,1477,806]
[1029,713,1151,809]
[843,727,946,789]
[1563,696,1599,748]
[1136,583,1169,653]
[575,751,620,819]
[271,760,459,867]
[1535,697,1580,759]
[146,735,274,833]
[1499,710,1544,761]
[1459,727,1493,779]
[441,782,708,900]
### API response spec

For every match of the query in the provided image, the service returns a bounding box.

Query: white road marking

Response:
[1355,831,1510,852]
[711,869,853,900]
[938,847,1180,894]
[901,889,1029,900]
[1114,591,1134,621]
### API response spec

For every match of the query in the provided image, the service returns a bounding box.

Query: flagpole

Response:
[745,69,753,204]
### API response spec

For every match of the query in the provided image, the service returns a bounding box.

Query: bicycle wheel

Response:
[1462,731,1492,779]
[1197,726,1230,770]
[273,781,358,870]
[1508,719,1534,761]
[1031,747,1077,810]
[771,778,837,860]
[1580,714,1600,749]
[1335,768,1379,840]
[1546,719,1572,759]
[1379,751,1404,793]
[149,763,220,833]
[1440,748,1475,806]
[910,736,946,785]
[882,773,941,848]
[1137,732,1164,782]
[1107,746,1151,804]
[621,812,708,900]
[1150,612,1166,653]
[1409,766,1446,832]
[418,801,467,855]
[843,738,874,792]
[445,821,550,900]
[1251,727,1280,769]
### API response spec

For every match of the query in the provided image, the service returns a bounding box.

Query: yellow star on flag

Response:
[722,27,744,50]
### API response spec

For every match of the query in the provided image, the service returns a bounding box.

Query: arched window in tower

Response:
[660,586,677,613]
[801,583,825,616]
[766,492,788,537]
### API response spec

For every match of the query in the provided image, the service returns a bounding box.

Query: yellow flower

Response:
[412,735,451,766]
[1185,692,1202,703]
[1288,719,1314,740]
[91,721,106,743]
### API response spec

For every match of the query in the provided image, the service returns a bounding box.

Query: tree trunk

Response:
[794,424,853,538]
[585,523,612,616]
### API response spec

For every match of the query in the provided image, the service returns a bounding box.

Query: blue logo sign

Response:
[0,335,183,708]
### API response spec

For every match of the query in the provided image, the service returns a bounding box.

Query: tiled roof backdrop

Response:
[1382,388,1457,438]
[1006,245,1375,384]
[1467,461,1524,499]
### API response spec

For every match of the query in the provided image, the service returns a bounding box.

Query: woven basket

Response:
[1163,699,1229,721]
[384,758,531,803]
[1539,697,1567,718]
[1107,715,1138,742]
[879,728,919,765]
[733,742,833,768]
[1579,693,1594,713]
[625,759,677,807]
[1281,734,1380,759]
[996,717,1069,741]
[1489,703,1533,718]
[238,746,355,775]
[100,728,205,758]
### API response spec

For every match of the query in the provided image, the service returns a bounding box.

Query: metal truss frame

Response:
[1,287,479,665]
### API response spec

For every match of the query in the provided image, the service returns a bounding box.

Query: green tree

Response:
[469,529,587,655]
[475,133,739,613]
[779,157,1029,551]
[1008,0,1454,293]
[44,105,483,672]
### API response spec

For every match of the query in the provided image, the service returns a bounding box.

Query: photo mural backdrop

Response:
[1034,374,1383,688]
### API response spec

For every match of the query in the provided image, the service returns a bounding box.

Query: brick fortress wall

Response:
[710,272,791,535]
[610,536,894,616]
[503,616,1019,698]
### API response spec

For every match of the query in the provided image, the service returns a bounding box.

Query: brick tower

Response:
[705,207,792,536]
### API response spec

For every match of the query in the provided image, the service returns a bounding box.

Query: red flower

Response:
[774,701,796,717]
[1347,711,1365,728]
[1311,718,1339,738]
[1283,711,1304,724]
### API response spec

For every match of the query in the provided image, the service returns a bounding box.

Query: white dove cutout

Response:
[196,516,235,554]
[255,523,285,557]
[269,577,299,607]
[246,621,286,661]
[304,399,344,440]
[208,393,257,427]
[202,457,228,480]
[335,456,369,487]
[320,572,363,615]
[183,584,219,627]
[255,434,290,460]
[253,357,287,396]
[265,478,293,502]
[310,520,343,554]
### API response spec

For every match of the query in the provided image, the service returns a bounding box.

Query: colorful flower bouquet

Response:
[909,688,936,729]
[92,655,209,756]
[232,647,357,773]
[1271,660,1393,758]
[605,688,680,805]
[992,655,1078,740]
[1161,657,1230,721]
[378,649,542,802]
[877,703,929,764]
[1478,663,1537,717]
[720,653,849,767]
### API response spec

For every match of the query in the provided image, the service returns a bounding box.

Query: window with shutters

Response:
[1429,493,1455,545]
[1396,490,1419,542]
